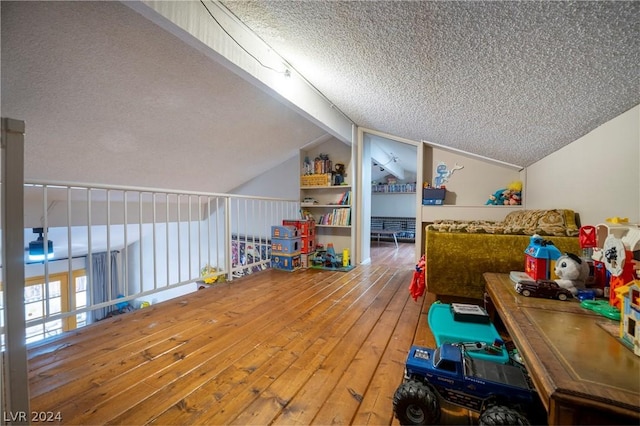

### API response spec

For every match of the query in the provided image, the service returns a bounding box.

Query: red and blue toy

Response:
[524,234,562,280]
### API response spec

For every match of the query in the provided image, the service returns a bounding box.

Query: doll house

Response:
[524,235,562,280]
[593,220,640,307]
[615,280,640,356]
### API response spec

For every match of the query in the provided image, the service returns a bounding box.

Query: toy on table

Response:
[614,280,640,356]
[580,299,621,321]
[579,225,597,258]
[524,234,562,280]
[593,220,640,308]
[554,253,589,296]
[516,279,573,301]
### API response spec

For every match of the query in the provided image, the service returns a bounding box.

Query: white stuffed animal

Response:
[554,253,589,295]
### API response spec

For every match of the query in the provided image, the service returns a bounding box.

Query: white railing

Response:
[16,180,299,334]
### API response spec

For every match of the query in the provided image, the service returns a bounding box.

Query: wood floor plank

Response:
[25,243,475,426]
[98,267,384,425]
[269,270,404,425]
[53,269,375,424]
[351,274,425,425]
[28,270,318,375]
[30,268,345,410]
[223,268,403,425]
[181,267,396,426]
[311,270,414,425]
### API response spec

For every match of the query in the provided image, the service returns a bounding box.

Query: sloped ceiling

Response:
[1,1,328,193]
[221,0,639,167]
[1,0,639,196]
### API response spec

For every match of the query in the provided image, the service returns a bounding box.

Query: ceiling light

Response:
[28,227,54,261]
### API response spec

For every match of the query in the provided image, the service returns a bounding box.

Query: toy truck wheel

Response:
[558,293,568,301]
[479,404,529,426]
[393,380,440,425]
[521,289,531,297]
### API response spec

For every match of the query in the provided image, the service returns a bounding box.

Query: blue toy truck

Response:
[393,343,544,425]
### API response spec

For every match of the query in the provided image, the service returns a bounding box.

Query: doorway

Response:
[357,128,420,265]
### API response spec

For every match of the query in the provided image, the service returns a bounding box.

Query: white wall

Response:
[424,146,523,207]
[231,155,300,200]
[525,105,639,226]
[372,193,416,217]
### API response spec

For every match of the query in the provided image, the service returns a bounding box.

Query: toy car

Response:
[393,343,544,425]
[515,279,573,301]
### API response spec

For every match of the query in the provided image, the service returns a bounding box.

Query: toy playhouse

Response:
[614,280,640,356]
[524,235,562,280]
[270,225,301,272]
[593,220,640,308]
[282,219,316,268]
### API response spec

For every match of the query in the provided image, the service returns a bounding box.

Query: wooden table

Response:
[484,272,640,425]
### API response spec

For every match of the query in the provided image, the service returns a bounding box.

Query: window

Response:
[631,287,640,309]
[24,270,87,345]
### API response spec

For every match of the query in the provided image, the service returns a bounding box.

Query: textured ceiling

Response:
[1,1,328,193]
[1,0,639,197]
[222,0,640,167]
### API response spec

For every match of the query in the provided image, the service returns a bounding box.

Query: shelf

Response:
[301,204,351,208]
[372,192,415,194]
[421,204,520,222]
[300,139,353,253]
[301,185,351,190]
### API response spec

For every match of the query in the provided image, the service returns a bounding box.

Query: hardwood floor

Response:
[27,243,473,425]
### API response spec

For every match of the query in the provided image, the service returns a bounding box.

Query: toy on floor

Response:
[428,303,511,364]
[393,343,544,425]
[554,253,589,296]
[409,255,425,301]
[310,244,341,269]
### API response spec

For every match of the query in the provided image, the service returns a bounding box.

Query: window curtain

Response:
[88,251,121,322]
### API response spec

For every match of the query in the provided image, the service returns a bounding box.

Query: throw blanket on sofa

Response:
[427,209,580,237]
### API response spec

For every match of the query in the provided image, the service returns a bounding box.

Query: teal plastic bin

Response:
[428,303,510,364]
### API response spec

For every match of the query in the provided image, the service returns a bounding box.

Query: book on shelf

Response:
[372,183,417,193]
[318,208,351,226]
[337,190,351,205]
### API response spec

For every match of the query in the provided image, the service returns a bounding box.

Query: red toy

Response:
[524,235,562,280]
[409,255,426,301]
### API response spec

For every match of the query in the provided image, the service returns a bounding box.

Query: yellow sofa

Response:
[424,209,582,300]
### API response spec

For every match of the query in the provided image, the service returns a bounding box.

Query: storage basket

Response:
[300,173,331,187]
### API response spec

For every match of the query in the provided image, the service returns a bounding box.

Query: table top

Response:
[484,272,640,421]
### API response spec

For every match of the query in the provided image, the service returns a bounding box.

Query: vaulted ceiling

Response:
[2,1,638,194]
